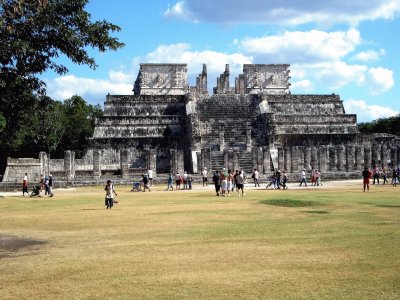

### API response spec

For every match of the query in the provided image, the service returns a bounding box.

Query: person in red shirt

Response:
[362,167,373,192]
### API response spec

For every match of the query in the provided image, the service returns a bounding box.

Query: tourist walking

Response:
[104,180,117,209]
[314,169,321,186]
[48,174,54,197]
[22,173,29,196]
[167,173,174,191]
[212,170,221,196]
[373,166,380,184]
[252,169,260,187]
[236,170,245,196]
[183,171,189,189]
[187,173,193,190]
[147,169,153,186]
[220,168,228,196]
[382,167,388,184]
[281,170,289,190]
[392,168,399,187]
[175,172,181,190]
[362,167,373,192]
[227,170,234,196]
[202,167,208,187]
[299,169,308,187]
[142,173,151,192]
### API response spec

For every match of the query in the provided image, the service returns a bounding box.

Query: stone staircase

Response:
[238,151,253,173]
[196,94,262,149]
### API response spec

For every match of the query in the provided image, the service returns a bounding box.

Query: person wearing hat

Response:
[202,167,208,187]
[299,169,307,187]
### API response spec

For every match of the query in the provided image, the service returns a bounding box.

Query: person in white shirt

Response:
[202,167,208,186]
[147,169,153,186]
[299,169,308,187]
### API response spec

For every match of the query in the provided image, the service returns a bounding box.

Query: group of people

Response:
[211,168,246,197]
[266,169,289,190]
[22,173,54,197]
[363,165,400,191]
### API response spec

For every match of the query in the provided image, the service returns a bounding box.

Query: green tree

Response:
[358,114,400,135]
[0,0,123,169]
[59,95,102,158]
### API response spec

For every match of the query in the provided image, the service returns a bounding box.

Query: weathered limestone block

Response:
[355,146,362,171]
[219,132,225,151]
[311,146,318,170]
[291,147,300,172]
[391,147,398,168]
[337,145,345,171]
[346,144,355,171]
[364,146,372,168]
[262,147,269,173]
[371,143,379,167]
[278,147,284,171]
[284,147,291,172]
[304,146,311,170]
[120,149,129,178]
[149,149,157,175]
[92,150,101,178]
[64,150,76,180]
[318,146,327,173]
[381,143,388,169]
[329,146,336,171]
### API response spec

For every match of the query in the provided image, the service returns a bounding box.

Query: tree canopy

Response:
[0,0,123,171]
[358,114,400,136]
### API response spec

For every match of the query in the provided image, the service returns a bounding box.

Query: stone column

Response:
[149,149,157,176]
[205,147,212,171]
[337,145,345,171]
[224,150,229,170]
[364,146,372,168]
[310,146,318,170]
[371,143,379,167]
[355,146,362,171]
[329,146,336,171]
[176,150,184,173]
[284,147,291,172]
[219,132,225,152]
[257,148,263,172]
[391,147,398,168]
[39,151,47,177]
[262,147,270,173]
[252,147,258,170]
[291,147,300,173]
[278,147,284,171]
[120,149,129,178]
[196,152,202,174]
[346,144,355,171]
[246,125,252,151]
[318,146,327,173]
[304,146,311,170]
[381,143,388,169]
[233,150,240,172]
[170,149,177,174]
[92,149,101,178]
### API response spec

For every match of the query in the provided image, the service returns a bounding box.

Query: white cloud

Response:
[290,80,314,92]
[366,67,394,95]
[164,0,400,26]
[135,43,253,84]
[344,99,399,122]
[351,49,385,62]
[240,28,361,63]
[45,75,133,105]
[109,70,135,84]
[163,1,194,21]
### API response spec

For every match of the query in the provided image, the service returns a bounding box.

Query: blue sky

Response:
[42,0,400,123]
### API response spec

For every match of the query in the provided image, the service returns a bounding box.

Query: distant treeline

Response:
[0,95,102,174]
[358,114,400,135]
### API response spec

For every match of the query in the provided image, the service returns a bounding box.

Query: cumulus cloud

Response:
[351,49,385,62]
[134,43,253,86]
[344,99,399,122]
[45,74,133,105]
[240,28,361,63]
[163,0,400,26]
[366,67,394,95]
[163,1,194,21]
[290,80,314,92]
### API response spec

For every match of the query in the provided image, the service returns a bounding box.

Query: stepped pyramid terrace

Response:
[2,63,400,184]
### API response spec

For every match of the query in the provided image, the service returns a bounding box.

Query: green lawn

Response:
[0,183,399,299]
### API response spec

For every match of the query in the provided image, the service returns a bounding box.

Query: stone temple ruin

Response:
[2,63,400,184]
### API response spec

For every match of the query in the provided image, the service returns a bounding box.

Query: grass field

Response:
[0,182,399,299]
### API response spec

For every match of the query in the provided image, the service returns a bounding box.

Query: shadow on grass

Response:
[375,205,400,208]
[0,235,46,259]
[303,210,329,214]
[260,199,321,207]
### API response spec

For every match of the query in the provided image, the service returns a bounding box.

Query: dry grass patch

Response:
[0,183,399,299]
